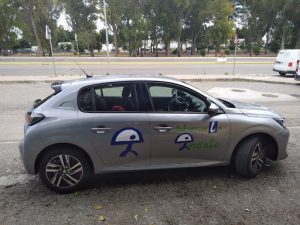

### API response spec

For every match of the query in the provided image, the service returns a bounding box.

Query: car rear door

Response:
[143,82,231,165]
[77,82,151,168]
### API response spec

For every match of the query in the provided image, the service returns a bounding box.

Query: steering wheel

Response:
[168,89,189,111]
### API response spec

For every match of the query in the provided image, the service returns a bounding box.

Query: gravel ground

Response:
[0,81,299,225]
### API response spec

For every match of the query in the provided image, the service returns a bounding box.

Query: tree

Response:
[95,29,113,52]
[118,0,147,56]
[173,0,191,57]
[0,0,20,51]
[63,0,98,56]
[19,0,61,55]
[144,0,161,56]
[155,0,177,56]
[55,25,74,44]
[235,0,300,54]
[186,0,211,55]
[207,0,235,56]
[105,0,123,55]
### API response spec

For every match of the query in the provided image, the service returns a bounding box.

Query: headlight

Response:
[274,118,286,128]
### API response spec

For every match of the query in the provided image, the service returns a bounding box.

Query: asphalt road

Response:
[0,81,299,225]
[0,56,278,76]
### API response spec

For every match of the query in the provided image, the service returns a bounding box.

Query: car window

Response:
[78,83,139,112]
[147,83,208,113]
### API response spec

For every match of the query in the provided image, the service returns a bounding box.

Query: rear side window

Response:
[33,92,60,108]
[78,83,139,112]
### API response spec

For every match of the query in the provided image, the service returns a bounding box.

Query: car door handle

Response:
[90,127,111,134]
[154,126,173,132]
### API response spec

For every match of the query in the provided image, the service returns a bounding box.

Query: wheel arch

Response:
[231,133,278,164]
[34,143,94,174]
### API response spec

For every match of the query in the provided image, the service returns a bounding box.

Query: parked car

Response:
[19,75,289,193]
[0,49,10,56]
[273,49,300,76]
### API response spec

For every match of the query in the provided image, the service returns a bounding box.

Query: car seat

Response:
[122,86,136,111]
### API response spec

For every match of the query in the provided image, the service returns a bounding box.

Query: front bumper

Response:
[275,127,290,160]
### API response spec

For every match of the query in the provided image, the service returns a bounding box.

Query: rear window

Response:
[33,91,60,108]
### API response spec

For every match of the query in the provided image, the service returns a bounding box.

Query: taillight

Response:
[26,112,45,126]
[288,62,293,67]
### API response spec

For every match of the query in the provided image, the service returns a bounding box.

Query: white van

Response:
[273,49,300,76]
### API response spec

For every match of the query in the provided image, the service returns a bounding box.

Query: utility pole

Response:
[103,0,110,63]
[75,33,80,56]
[46,25,57,76]
[233,35,237,76]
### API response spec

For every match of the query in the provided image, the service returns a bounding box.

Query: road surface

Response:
[0,56,280,77]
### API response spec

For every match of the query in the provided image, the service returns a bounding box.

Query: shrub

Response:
[253,45,261,56]
[225,49,231,55]
[172,48,178,55]
[200,49,206,56]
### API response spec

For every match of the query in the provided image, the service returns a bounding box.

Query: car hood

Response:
[223,99,282,119]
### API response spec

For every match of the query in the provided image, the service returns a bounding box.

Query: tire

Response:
[38,147,92,193]
[234,136,266,178]
[279,72,286,76]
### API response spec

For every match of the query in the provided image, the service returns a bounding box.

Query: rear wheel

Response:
[235,136,266,178]
[38,147,91,193]
[279,72,286,76]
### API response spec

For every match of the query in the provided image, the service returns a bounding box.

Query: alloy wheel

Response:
[250,142,265,173]
[45,154,83,188]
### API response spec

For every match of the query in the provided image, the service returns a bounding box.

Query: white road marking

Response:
[0,141,18,144]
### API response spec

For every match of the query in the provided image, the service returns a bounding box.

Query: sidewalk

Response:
[0,74,298,85]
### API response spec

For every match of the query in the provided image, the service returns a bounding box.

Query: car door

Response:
[144,82,230,165]
[77,82,151,168]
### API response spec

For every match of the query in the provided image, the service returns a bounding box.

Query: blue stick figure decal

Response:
[111,128,144,157]
[175,133,194,151]
[209,121,219,134]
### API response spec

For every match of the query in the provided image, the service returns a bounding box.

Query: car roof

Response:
[61,74,185,89]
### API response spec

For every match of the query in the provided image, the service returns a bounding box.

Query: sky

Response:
[57,13,104,32]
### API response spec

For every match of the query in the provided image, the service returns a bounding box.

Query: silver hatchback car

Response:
[19,75,289,193]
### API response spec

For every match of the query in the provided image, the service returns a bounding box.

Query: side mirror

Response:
[208,102,219,115]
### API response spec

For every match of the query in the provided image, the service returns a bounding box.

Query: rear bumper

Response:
[273,68,295,74]
[18,139,36,174]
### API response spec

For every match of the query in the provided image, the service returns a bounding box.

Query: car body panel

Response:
[77,112,151,168]
[148,112,231,164]
[19,75,290,175]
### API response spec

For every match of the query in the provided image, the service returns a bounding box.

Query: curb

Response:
[0,75,298,86]
[180,78,300,85]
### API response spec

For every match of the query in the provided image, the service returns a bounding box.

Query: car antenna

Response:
[73,60,93,78]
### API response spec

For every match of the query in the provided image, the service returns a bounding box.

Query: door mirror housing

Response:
[208,102,219,115]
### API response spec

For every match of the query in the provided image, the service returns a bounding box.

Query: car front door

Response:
[77,82,151,168]
[144,82,230,165]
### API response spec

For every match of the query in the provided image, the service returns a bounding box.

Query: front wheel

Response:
[234,136,266,178]
[38,147,91,193]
